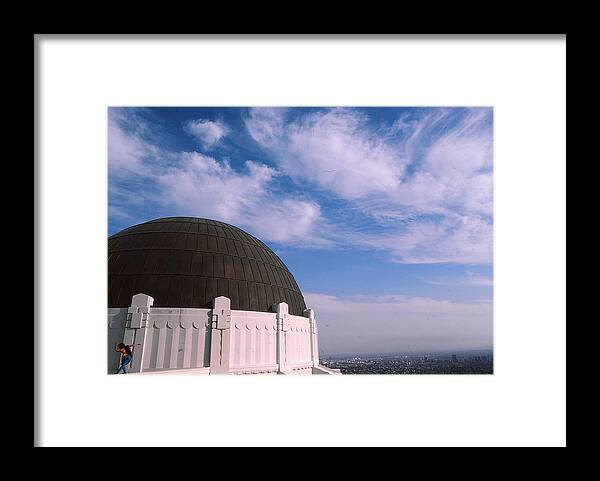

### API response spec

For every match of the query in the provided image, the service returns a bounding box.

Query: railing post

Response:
[275,302,289,373]
[304,308,320,368]
[124,293,154,373]
[209,296,232,374]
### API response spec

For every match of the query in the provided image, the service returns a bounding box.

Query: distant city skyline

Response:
[320,349,493,374]
[108,106,493,355]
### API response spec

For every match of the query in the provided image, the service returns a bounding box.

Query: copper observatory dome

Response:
[108,217,307,316]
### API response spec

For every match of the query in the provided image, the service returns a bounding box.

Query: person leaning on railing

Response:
[115,343,133,374]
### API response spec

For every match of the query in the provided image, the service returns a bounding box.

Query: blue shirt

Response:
[120,354,132,366]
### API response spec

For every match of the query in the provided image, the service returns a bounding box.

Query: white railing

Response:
[230,310,278,373]
[108,293,323,375]
[140,307,211,372]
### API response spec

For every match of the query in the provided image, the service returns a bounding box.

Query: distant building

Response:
[451,354,458,362]
[108,217,340,375]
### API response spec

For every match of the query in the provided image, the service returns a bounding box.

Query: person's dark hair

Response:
[117,343,132,356]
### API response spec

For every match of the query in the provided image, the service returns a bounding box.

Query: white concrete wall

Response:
[107,302,211,374]
[230,310,278,374]
[140,307,211,372]
[108,293,337,375]
[282,314,313,369]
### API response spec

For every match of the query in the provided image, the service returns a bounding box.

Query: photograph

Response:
[36,35,565,447]
[108,106,494,375]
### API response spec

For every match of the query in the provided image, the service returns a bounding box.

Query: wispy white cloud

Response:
[322,216,492,265]
[155,152,327,246]
[387,215,493,264]
[304,292,493,354]
[110,107,493,265]
[245,108,404,199]
[184,119,228,149]
[108,116,158,173]
[394,108,493,218]
[107,204,132,221]
[156,153,275,221]
[422,271,493,287]
[108,112,326,246]
[245,107,493,264]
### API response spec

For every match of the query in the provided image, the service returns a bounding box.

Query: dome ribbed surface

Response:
[108,217,307,315]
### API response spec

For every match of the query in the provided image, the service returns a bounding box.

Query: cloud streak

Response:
[245,107,493,264]
[184,118,228,149]
[108,111,326,246]
[110,107,493,265]
[305,292,493,355]
[245,108,404,199]
[422,271,493,287]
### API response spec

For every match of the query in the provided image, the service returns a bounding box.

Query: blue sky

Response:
[109,107,493,354]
